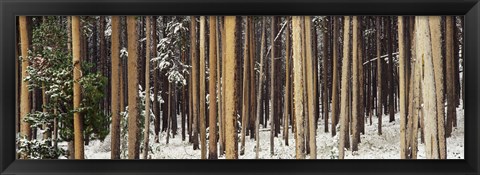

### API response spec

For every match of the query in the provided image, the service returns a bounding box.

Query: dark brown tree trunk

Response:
[388,17,395,123]
[445,16,455,137]
[322,17,329,133]
[376,16,383,135]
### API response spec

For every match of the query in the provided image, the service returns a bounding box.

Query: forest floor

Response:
[64,103,464,159]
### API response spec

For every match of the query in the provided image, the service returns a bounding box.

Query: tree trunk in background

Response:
[19,16,32,149]
[376,16,383,135]
[292,16,305,159]
[240,16,250,156]
[225,16,238,159]
[357,17,365,136]
[270,16,276,155]
[72,16,84,159]
[255,17,267,159]
[284,17,291,145]
[199,16,207,159]
[416,16,440,159]
[304,16,316,159]
[249,17,257,140]
[387,17,395,123]
[429,16,446,159]
[331,17,339,136]
[322,17,330,133]
[99,16,108,113]
[191,16,200,150]
[351,16,359,152]
[153,17,161,143]
[208,16,218,160]
[215,16,222,150]
[339,16,351,159]
[142,16,152,159]
[445,16,455,138]
[110,16,121,159]
[127,16,140,159]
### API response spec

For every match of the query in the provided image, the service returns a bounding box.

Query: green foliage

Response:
[19,16,109,158]
[152,16,190,86]
[17,136,65,159]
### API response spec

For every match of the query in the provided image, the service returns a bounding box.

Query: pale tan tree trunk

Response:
[339,16,351,159]
[415,16,439,159]
[224,16,238,159]
[409,19,420,159]
[208,16,218,160]
[398,16,407,159]
[110,16,121,159]
[351,16,359,152]
[292,16,305,159]
[72,16,84,159]
[127,16,140,159]
[191,16,200,150]
[142,16,152,159]
[304,16,316,159]
[199,16,207,159]
[428,16,446,159]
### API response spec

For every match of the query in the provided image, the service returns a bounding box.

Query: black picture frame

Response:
[1,0,479,174]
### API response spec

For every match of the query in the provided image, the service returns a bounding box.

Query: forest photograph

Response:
[15,15,464,159]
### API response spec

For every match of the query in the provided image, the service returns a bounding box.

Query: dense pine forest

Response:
[16,16,464,159]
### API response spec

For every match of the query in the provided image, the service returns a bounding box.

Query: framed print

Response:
[1,0,479,174]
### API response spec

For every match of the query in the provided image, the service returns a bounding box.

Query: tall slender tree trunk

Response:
[191,16,200,150]
[445,16,455,138]
[269,16,276,155]
[339,16,351,159]
[249,17,257,140]
[331,17,339,136]
[284,17,291,145]
[351,16,360,152]
[110,16,121,159]
[388,17,395,123]
[142,16,152,159]
[292,16,305,159]
[398,16,407,159]
[358,16,365,136]
[240,16,250,156]
[72,16,84,159]
[220,17,227,155]
[429,16,446,159]
[225,16,238,159]
[19,16,32,149]
[208,16,218,159]
[255,17,267,159]
[199,16,207,159]
[127,16,140,159]
[322,17,330,133]
[304,16,316,159]
[376,16,383,135]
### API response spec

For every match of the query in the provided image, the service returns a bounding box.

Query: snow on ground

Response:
[81,104,464,159]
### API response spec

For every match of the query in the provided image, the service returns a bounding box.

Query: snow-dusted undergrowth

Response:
[77,104,464,159]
